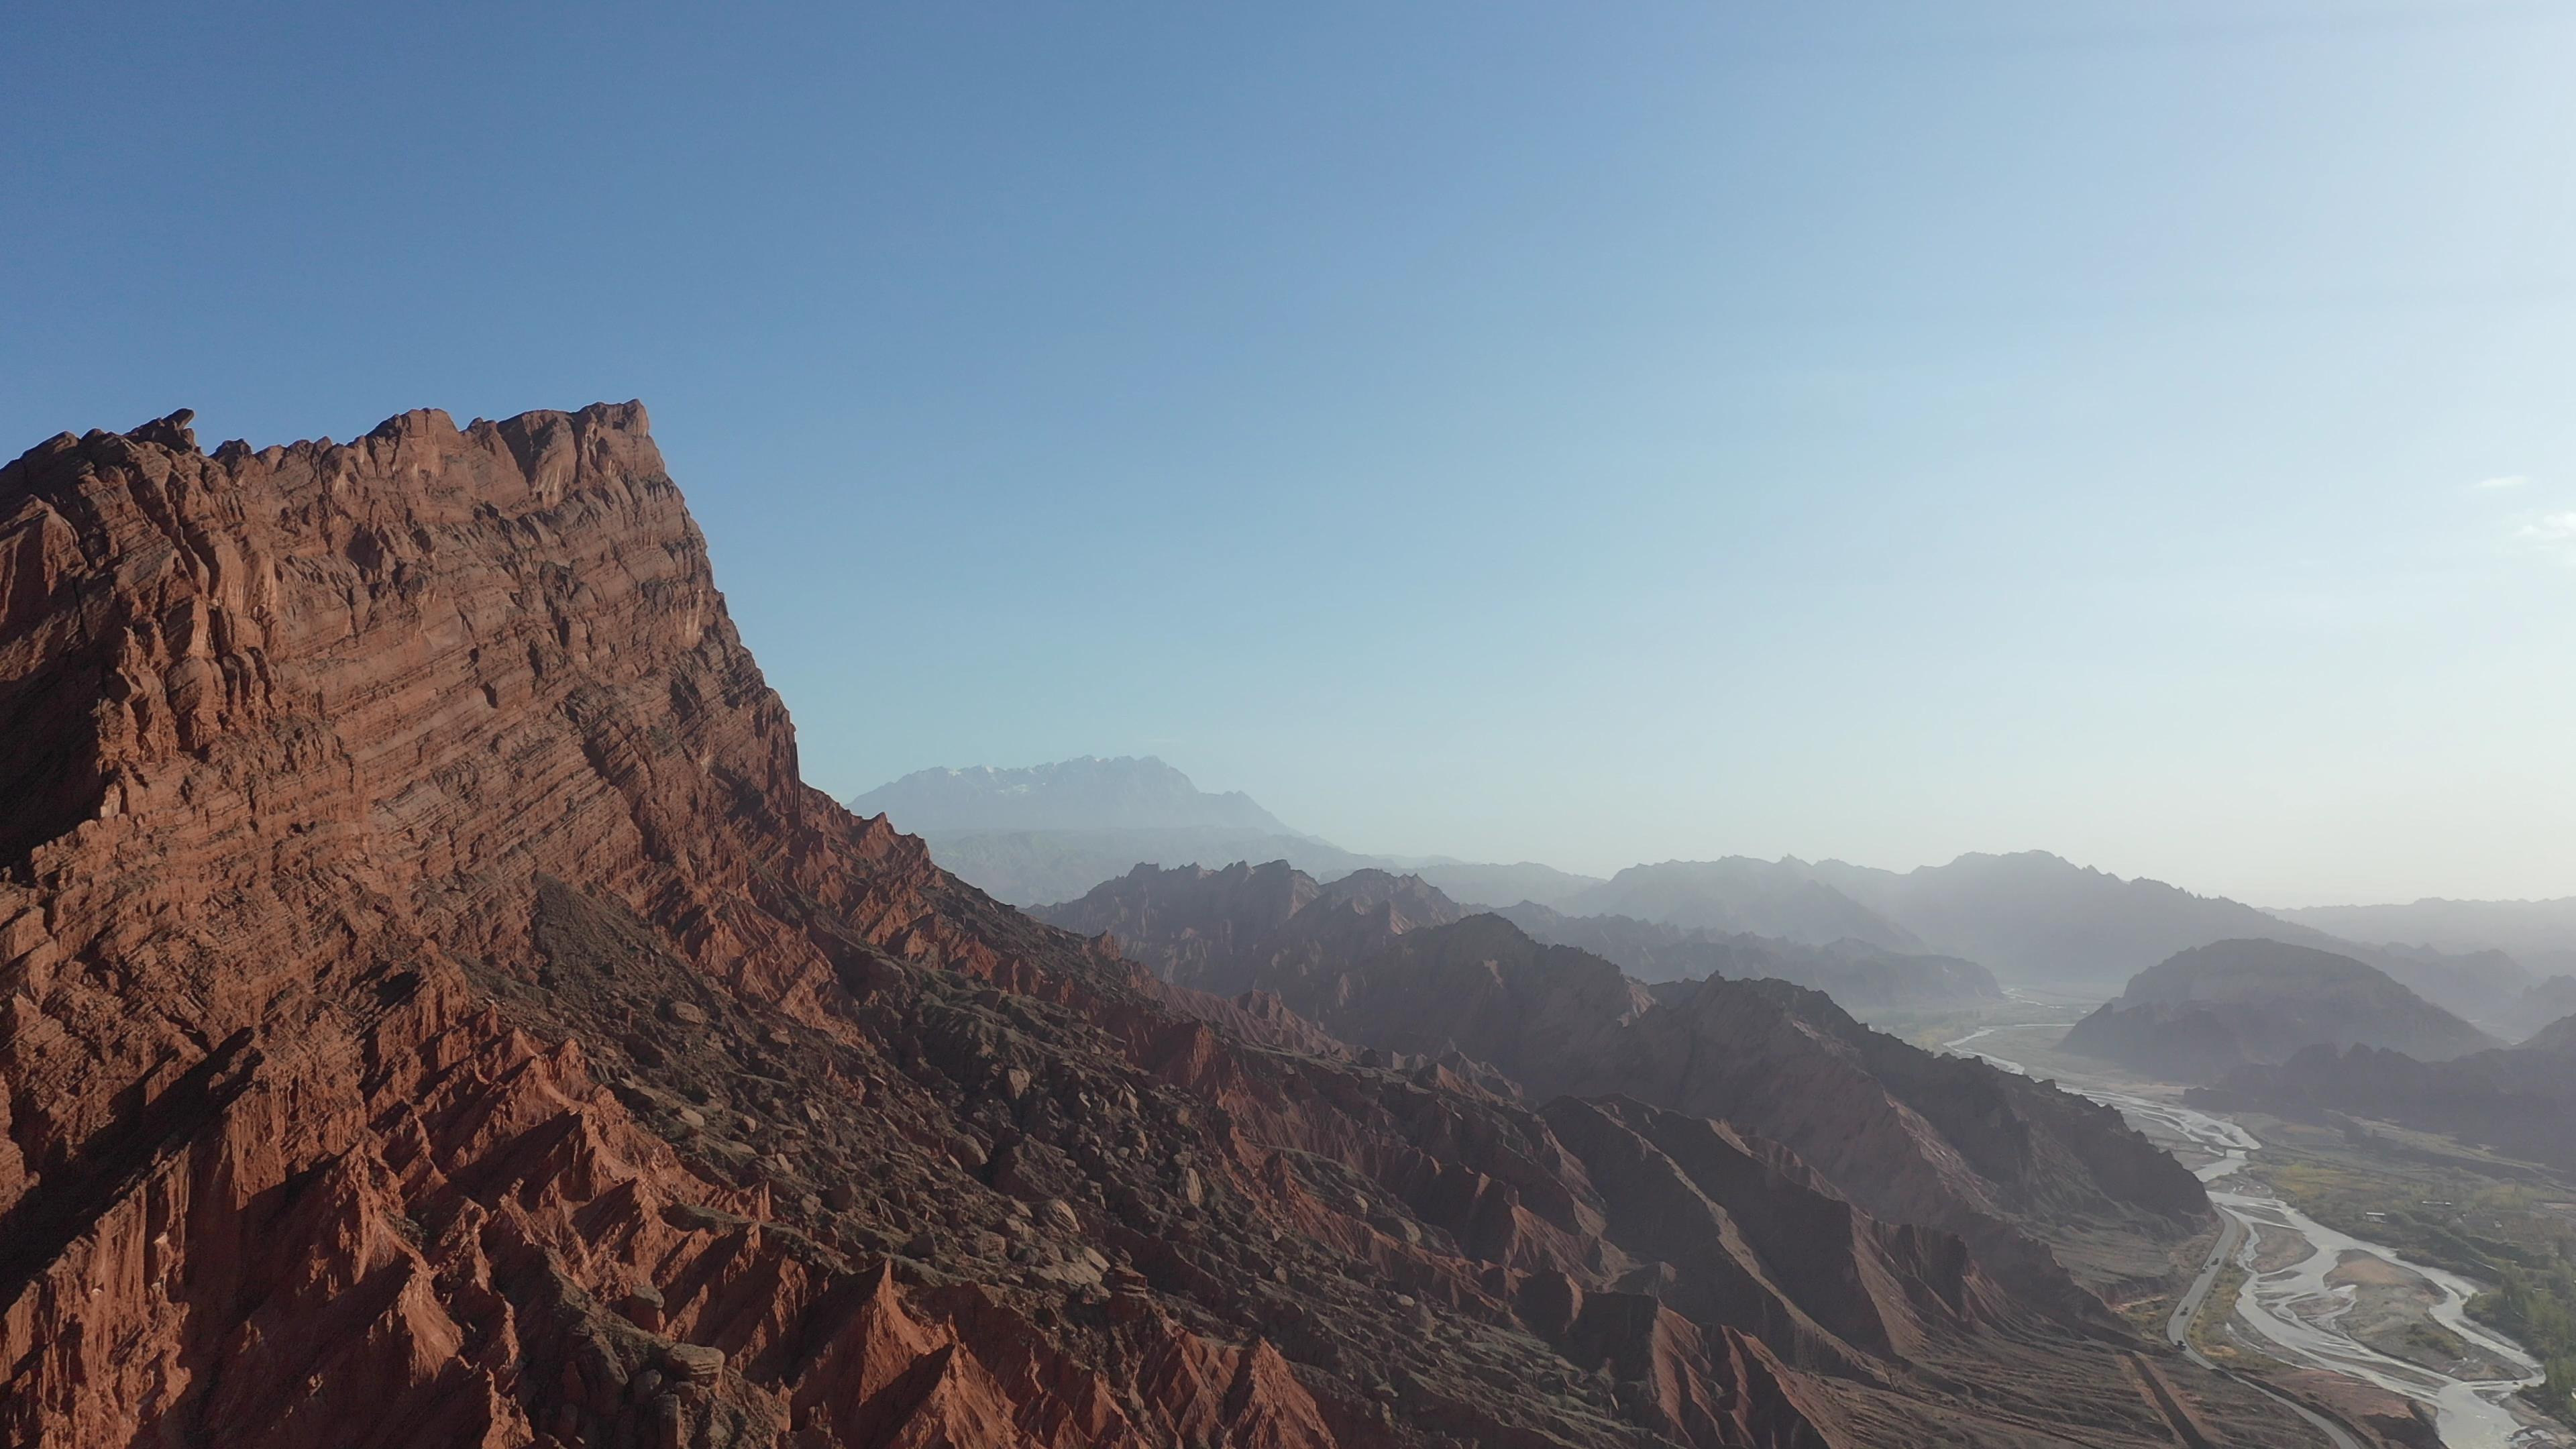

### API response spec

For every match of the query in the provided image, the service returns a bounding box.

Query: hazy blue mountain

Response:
[1403,859,1606,910]
[1750,851,2543,1038]
[1497,902,2002,1017]
[845,756,1336,903]
[1565,857,1923,952]
[848,757,1606,910]
[2062,938,2498,1082]
[1788,851,2316,993]
[914,826,1379,908]
[2343,941,2534,1040]
[2524,975,2576,1027]
[849,755,1293,833]
[2269,897,2576,978]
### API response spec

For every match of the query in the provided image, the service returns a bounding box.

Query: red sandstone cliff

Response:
[0,407,2367,1447]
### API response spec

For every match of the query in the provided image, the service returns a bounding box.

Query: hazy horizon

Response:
[839,750,2567,912]
[9,2,2572,908]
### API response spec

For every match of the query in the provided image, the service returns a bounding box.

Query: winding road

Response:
[2166,1211,2247,1352]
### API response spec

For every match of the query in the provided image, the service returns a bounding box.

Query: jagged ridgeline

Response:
[0,407,2353,1447]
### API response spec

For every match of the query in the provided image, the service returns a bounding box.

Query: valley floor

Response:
[1953,1021,2576,1449]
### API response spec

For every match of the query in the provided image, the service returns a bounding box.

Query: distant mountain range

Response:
[1561,858,1926,953]
[1589,851,2565,1034]
[845,756,1606,908]
[2271,896,2576,978]
[1493,849,2357,996]
[1495,902,2002,1016]
[1026,859,2000,1018]
[1395,858,1607,911]
[848,758,2573,1036]
[2060,939,2498,1083]
[849,755,1295,833]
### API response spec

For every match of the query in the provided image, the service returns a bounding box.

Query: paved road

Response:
[2168,1212,2248,1350]
[2169,1208,2362,1449]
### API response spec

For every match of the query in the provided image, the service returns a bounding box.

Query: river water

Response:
[1945,1025,2552,1449]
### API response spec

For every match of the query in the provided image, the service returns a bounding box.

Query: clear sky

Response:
[7,2,2573,906]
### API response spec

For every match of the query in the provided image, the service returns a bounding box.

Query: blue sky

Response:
[7,1,2572,905]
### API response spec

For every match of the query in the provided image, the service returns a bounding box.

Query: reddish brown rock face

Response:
[0,407,2374,1448]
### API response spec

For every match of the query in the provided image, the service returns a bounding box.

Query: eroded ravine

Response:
[1946,1026,2551,1449]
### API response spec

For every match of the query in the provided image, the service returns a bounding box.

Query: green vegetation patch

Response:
[2477,1265,2576,1425]
[2190,1259,2255,1364]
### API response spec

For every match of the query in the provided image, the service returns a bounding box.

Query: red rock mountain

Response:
[0,407,2367,1447]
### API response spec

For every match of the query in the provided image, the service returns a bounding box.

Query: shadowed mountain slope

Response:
[2194,1018,2576,1177]
[846,761,1610,910]
[1801,852,2336,994]
[851,755,1295,834]
[1043,863,2208,1316]
[2193,1000,2576,1175]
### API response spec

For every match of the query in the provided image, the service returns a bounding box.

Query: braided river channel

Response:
[1946,1024,2553,1449]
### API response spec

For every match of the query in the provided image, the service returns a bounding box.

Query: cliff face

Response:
[0,408,2345,1449]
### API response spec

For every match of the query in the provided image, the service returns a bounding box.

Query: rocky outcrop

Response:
[0,408,2358,1448]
